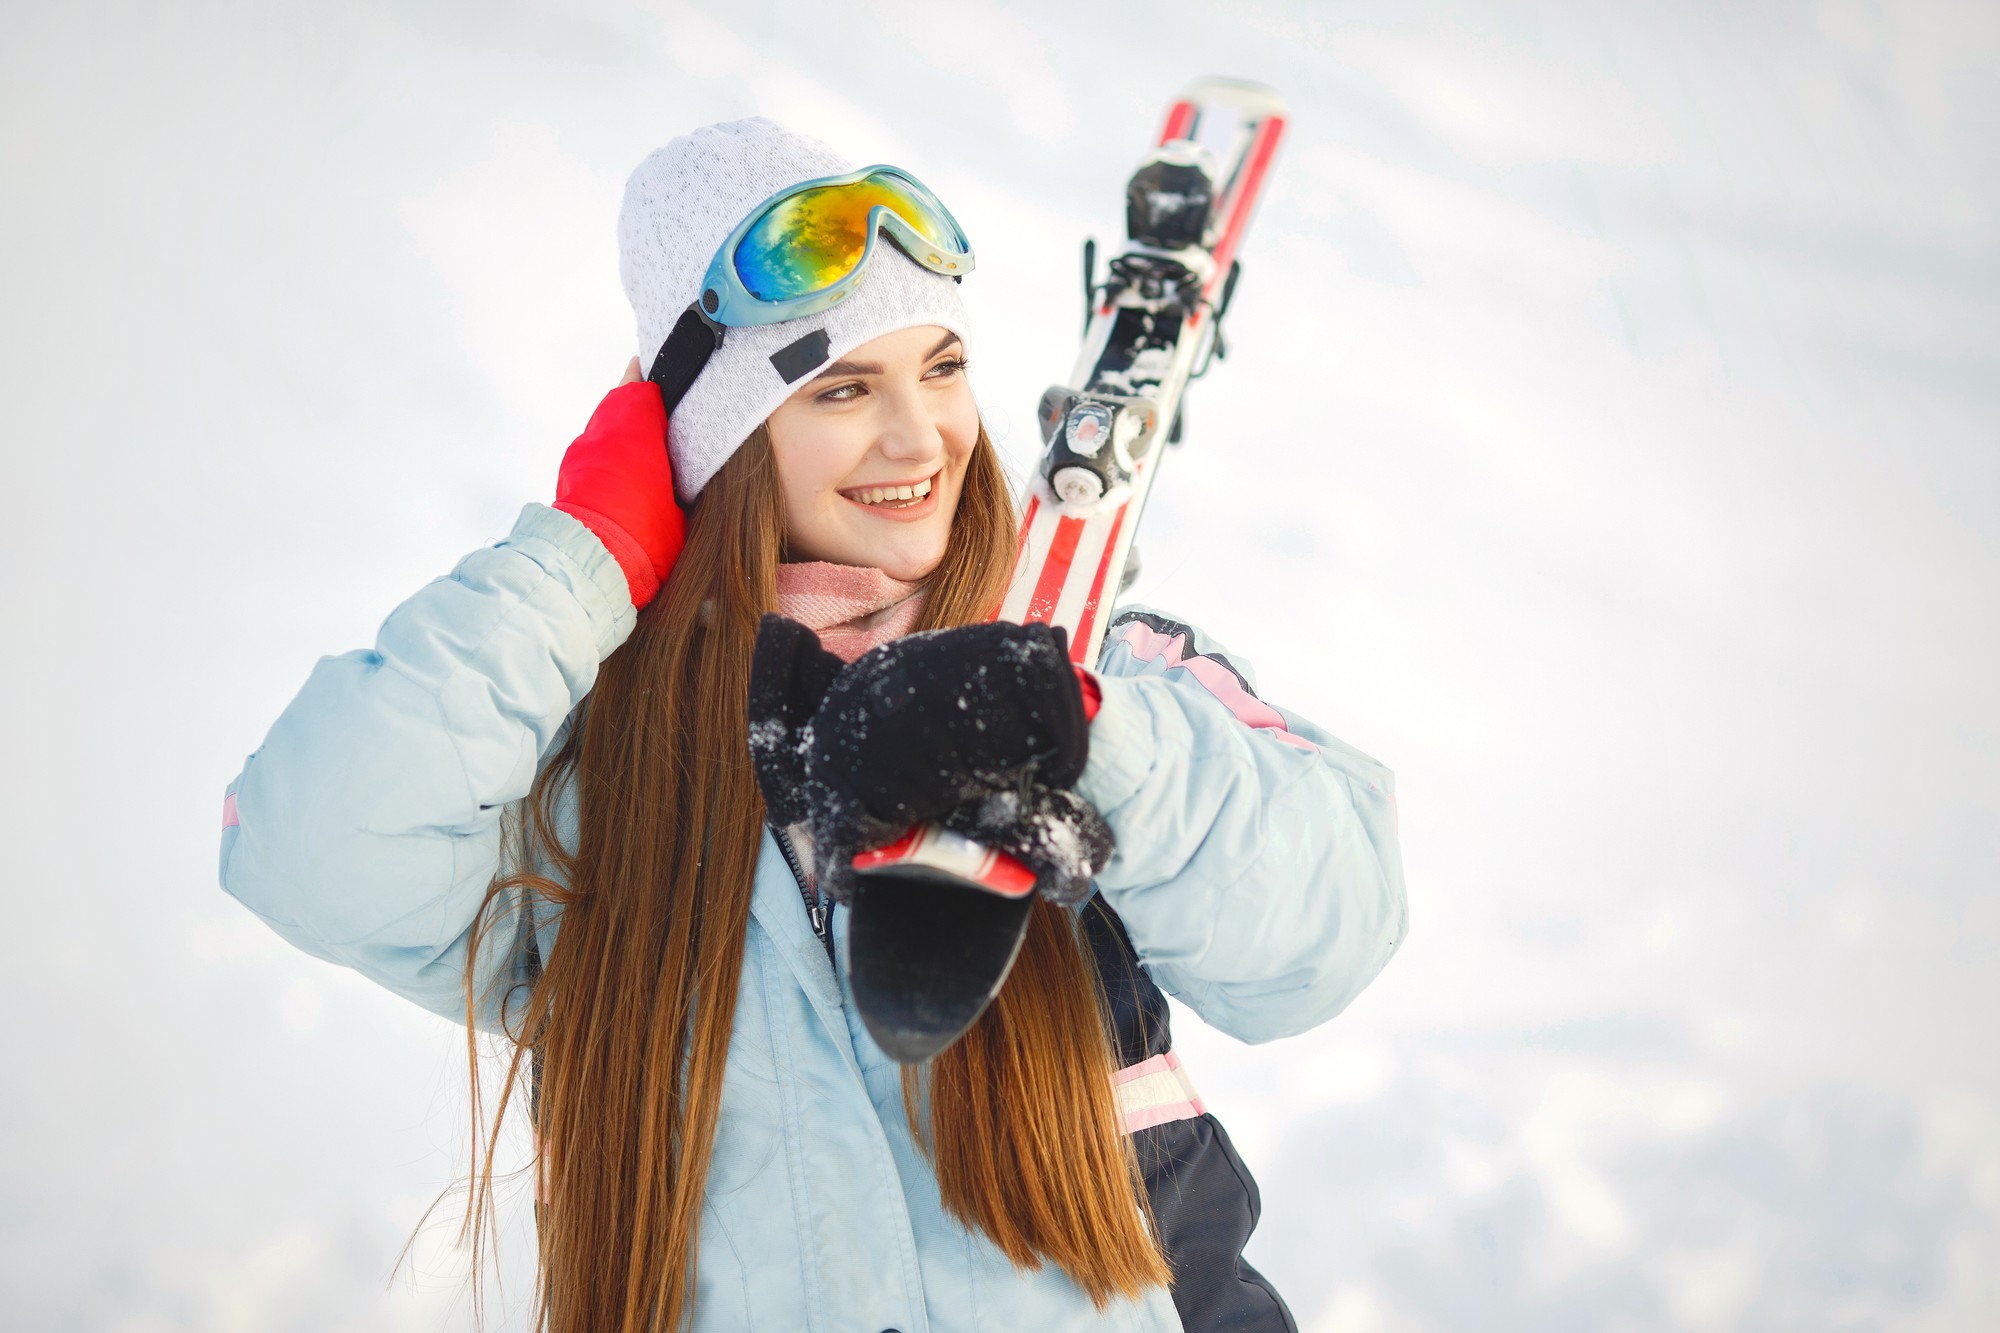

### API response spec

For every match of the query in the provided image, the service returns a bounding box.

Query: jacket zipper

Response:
[771,823,836,970]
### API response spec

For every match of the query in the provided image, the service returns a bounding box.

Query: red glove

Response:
[552,376,685,608]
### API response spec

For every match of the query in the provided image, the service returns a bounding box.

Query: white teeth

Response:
[848,477,935,506]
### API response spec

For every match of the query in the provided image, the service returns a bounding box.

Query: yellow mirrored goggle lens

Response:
[732,176,961,303]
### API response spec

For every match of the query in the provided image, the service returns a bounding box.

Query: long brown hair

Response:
[459,422,1169,1331]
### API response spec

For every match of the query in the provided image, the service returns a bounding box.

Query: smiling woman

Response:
[217,115,1407,1333]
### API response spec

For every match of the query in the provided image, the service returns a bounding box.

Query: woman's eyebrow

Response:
[810,334,963,384]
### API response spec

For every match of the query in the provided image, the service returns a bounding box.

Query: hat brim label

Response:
[770,329,833,384]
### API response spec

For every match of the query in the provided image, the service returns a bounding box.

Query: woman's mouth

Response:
[841,473,936,510]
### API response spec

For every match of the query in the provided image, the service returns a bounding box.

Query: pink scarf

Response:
[775,562,929,662]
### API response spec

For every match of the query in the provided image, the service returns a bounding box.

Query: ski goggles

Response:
[699,165,974,326]
[650,166,975,412]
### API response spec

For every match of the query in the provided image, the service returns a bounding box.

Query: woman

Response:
[220,118,1407,1333]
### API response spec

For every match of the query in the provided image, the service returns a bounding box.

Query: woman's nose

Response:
[874,389,945,464]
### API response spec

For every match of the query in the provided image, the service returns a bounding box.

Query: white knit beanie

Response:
[619,118,973,503]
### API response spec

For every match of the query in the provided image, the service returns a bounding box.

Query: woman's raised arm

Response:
[220,504,633,1027]
[1080,608,1409,1044]
[220,375,681,1028]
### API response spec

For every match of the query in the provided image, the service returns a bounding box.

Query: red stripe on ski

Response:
[1203,114,1286,306]
[1070,502,1130,661]
[851,827,1037,898]
[854,828,923,866]
[991,493,1042,623]
[1025,516,1084,624]
[1159,101,1197,144]
[1212,110,1278,228]
[1014,493,1039,568]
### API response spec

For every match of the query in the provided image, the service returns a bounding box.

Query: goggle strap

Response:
[648,304,725,415]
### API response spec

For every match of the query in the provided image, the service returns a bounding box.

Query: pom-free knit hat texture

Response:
[618,118,972,502]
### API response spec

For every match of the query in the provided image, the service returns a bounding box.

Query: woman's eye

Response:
[925,357,969,380]
[817,381,865,404]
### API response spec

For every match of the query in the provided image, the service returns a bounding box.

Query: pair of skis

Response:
[846,78,1290,1061]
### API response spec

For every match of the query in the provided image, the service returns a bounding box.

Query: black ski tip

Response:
[847,868,1034,1064]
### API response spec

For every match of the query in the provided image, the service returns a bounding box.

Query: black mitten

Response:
[747,615,1114,907]
[806,620,1092,828]
[746,614,848,829]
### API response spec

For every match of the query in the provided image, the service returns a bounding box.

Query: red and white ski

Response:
[1001,78,1289,661]
[865,79,1288,895]
[848,80,1289,1059]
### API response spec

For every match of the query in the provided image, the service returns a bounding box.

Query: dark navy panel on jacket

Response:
[1083,899,1298,1333]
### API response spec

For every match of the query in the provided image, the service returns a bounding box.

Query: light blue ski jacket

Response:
[220,503,1406,1333]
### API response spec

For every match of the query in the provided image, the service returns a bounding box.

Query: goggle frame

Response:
[695,164,976,329]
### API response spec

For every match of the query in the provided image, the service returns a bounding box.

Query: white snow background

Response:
[3,1,1996,1329]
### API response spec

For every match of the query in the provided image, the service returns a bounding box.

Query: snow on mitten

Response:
[795,620,1114,904]
[812,621,1092,825]
[746,614,848,828]
[934,784,1116,907]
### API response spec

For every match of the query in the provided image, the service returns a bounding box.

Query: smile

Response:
[840,473,936,509]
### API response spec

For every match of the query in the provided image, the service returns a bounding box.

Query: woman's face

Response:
[765,324,979,581]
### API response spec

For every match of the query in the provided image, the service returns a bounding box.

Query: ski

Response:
[848,79,1290,1060]
[1002,77,1288,661]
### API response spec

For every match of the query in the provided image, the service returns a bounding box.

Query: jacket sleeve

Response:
[1079,608,1407,1044]
[218,504,634,1030]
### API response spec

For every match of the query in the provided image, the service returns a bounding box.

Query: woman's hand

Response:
[551,359,686,607]
[747,615,1114,905]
